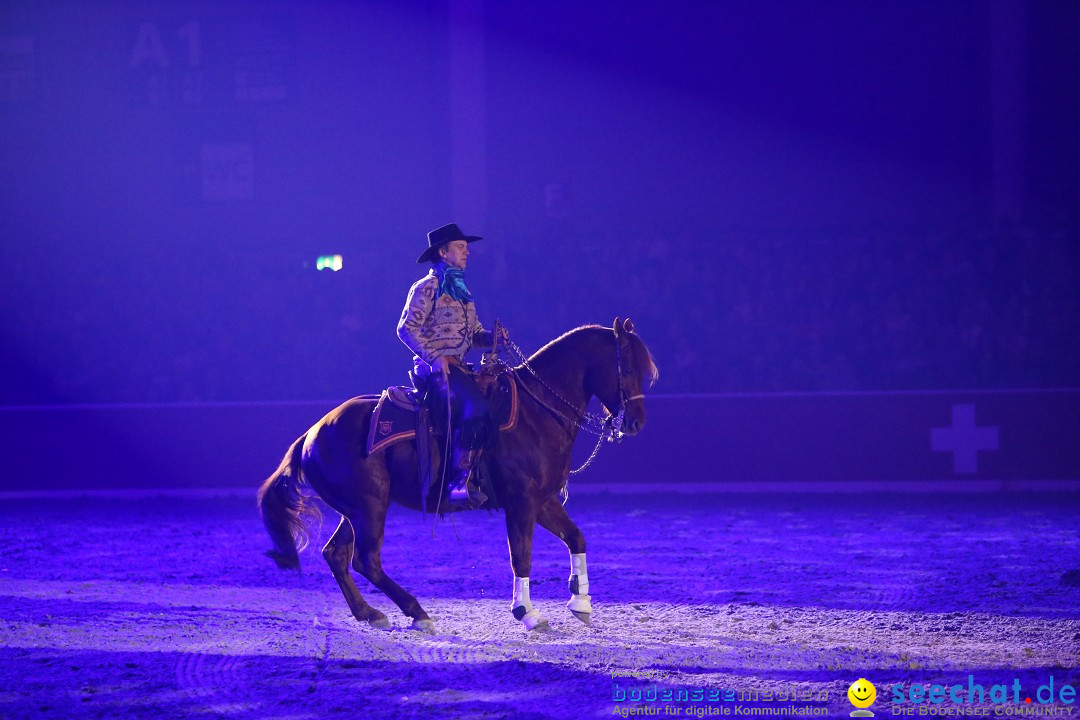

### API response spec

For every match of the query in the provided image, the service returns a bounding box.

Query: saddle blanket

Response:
[366,373,519,455]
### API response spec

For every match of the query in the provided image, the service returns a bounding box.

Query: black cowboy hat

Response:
[416,223,482,264]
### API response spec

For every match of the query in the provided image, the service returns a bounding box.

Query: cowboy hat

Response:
[416,223,482,264]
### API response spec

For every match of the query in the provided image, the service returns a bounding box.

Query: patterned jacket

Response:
[397,270,492,369]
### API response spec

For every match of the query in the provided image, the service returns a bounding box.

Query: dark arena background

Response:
[2,2,1079,719]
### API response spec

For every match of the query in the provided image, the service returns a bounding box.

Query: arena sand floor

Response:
[0,489,1077,720]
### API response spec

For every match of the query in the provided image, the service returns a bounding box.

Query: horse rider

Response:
[397,223,508,507]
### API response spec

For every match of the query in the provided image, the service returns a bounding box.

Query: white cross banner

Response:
[930,404,1000,474]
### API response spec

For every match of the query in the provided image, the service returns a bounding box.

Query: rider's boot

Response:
[448,440,487,508]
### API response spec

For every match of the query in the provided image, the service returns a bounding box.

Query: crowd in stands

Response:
[5,224,1077,405]
[499,222,1079,394]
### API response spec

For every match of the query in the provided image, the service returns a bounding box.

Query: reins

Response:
[506,329,643,486]
[506,340,618,442]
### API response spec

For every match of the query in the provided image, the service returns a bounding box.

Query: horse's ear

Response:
[613,316,631,350]
[623,318,636,334]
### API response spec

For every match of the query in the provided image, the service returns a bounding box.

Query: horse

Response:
[257,317,658,632]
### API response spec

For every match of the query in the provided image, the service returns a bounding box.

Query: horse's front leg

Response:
[504,501,549,631]
[537,497,592,624]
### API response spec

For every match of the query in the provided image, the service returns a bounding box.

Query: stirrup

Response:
[449,480,488,508]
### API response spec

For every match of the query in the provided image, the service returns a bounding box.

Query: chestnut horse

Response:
[257,318,657,632]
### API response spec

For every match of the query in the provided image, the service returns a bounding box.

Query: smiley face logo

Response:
[848,678,877,708]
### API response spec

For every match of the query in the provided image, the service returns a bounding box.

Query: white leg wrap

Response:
[512,575,532,611]
[569,553,589,596]
[567,552,592,619]
[511,576,546,630]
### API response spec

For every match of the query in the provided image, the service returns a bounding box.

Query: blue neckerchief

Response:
[433,262,474,304]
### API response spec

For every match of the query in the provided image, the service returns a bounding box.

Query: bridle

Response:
[610,327,646,437]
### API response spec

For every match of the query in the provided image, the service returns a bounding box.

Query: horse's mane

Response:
[525,324,604,364]
[525,324,660,388]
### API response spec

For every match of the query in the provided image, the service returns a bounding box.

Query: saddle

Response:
[366,363,519,456]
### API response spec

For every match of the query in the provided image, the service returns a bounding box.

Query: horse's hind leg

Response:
[348,503,434,633]
[505,501,549,631]
[322,516,390,629]
[537,498,592,624]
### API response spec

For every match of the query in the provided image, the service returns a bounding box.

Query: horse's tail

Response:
[257,433,320,570]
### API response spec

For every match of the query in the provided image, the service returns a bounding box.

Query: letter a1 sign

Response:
[930,404,999,474]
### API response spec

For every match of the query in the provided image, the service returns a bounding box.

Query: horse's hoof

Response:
[411,618,436,634]
[368,616,391,630]
[567,593,592,623]
[527,617,551,632]
[264,549,299,571]
[570,610,591,625]
[521,608,549,632]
